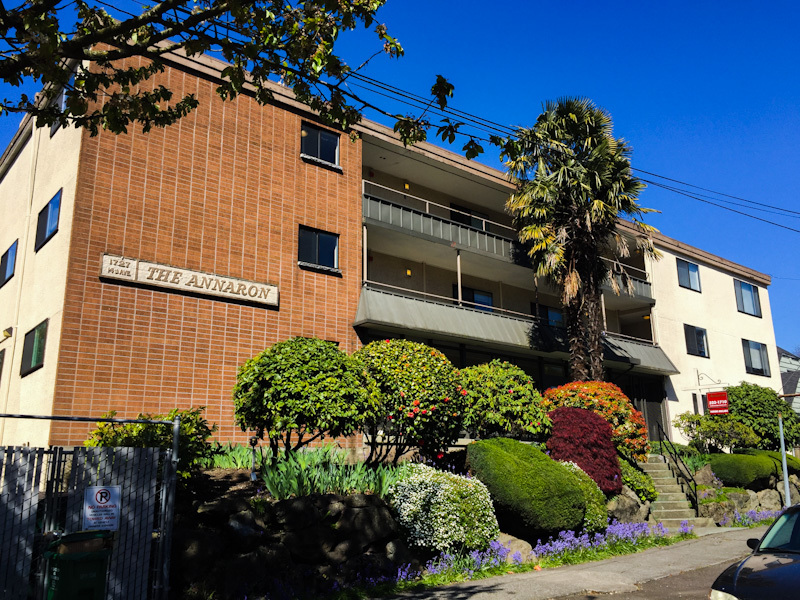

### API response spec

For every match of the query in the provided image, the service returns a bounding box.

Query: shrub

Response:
[672,412,760,452]
[458,360,551,440]
[85,407,217,482]
[466,437,585,537]
[544,381,649,461]
[619,459,658,503]
[560,461,608,533]
[354,339,463,464]
[733,448,800,477]
[232,337,376,456]
[708,453,779,489]
[726,382,800,450]
[547,407,622,496]
[386,463,499,553]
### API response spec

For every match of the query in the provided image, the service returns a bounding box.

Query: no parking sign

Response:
[83,486,121,531]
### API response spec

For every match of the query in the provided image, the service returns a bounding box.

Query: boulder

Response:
[497,532,534,564]
[727,492,751,511]
[776,481,800,506]
[694,464,716,486]
[699,500,735,525]
[757,489,782,512]
[607,491,642,523]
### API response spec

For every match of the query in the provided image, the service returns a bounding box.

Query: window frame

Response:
[35,189,62,251]
[297,225,340,273]
[742,338,771,377]
[300,122,341,168]
[684,323,710,358]
[676,258,701,292]
[20,319,48,377]
[734,279,762,318]
[454,285,493,311]
[0,239,18,288]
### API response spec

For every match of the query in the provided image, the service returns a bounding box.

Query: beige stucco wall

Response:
[0,120,83,446]
[648,245,782,442]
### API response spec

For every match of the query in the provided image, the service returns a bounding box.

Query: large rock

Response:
[694,464,716,486]
[776,480,800,506]
[497,532,534,564]
[607,488,644,523]
[757,489,782,512]
[699,500,735,525]
[727,492,751,511]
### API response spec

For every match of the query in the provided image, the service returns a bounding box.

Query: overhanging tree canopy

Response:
[0,0,456,140]
[500,97,659,381]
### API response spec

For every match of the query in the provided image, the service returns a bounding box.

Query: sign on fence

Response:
[83,486,121,531]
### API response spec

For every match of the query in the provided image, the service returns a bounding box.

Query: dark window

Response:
[300,122,339,166]
[298,226,339,271]
[684,324,709,358]
[20,320,48,376]
[50,76,72,136]
[533,303,564,327]
[453,285,493,311]
[742,339,771,377]
[734,280,762,317]
[35,190,62,251]
[701,394,708,414]
[692,393,699,415]
[0,240,17,288]
[677,258,701,292]
[0,348,4,386]
[450,203,489,231]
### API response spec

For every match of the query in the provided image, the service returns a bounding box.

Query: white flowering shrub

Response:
[386,463,499,552]
[560,461,608,533]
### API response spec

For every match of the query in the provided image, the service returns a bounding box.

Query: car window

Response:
[760,511,800,552]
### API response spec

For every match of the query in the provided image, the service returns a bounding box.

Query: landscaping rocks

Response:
[694,464,716,486]
[497,532,535,563]
[607,485,649,523]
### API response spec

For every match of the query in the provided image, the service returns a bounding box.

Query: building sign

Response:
[101,254,279,306]
[83,486,121,531]
[707,391,729,415]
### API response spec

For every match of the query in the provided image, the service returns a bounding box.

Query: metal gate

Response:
[1,443,176,600]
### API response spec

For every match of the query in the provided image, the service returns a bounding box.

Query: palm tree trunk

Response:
[585,282,605,380]
[565,298,589,381]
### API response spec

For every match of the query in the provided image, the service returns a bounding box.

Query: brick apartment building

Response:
[0,50,783,447]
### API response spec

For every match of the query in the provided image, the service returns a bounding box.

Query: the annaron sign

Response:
[707,391,729,415]
[100,254,279,306]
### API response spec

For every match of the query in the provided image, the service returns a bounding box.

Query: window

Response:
[298,226,339,271]
[676,258,700,292]
[684,324,709,358]
[20,320,48,376]
[450,204,489,231]
[300,122,339,166]
[734,280,762,317]
[453,285,493,311]
[742,339,771,377]
[692,393,699,415]
[35,190,62,251]
[533,303,564,327]
[50,76,72,136]
[0,348,4,386]
[0,240,17,288]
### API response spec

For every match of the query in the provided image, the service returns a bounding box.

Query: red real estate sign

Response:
[707,391,729,415]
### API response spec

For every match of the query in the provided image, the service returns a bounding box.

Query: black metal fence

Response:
[0,415,178,600]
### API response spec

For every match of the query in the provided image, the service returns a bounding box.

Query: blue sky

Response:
[1,1,798,350]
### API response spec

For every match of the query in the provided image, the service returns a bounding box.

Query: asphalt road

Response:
[554,558,739,599]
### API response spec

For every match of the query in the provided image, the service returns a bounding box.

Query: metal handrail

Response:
[654,420,699,516]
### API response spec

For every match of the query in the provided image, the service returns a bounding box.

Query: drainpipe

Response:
[456,250,462,305]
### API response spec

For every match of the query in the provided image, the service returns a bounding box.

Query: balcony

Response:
[354,283,677,375]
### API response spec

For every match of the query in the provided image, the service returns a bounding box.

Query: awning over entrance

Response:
[354,287,679,375]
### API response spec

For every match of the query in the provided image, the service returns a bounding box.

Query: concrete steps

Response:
[638,454,717,530]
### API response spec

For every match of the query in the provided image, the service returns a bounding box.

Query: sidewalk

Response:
[386,525,768,600]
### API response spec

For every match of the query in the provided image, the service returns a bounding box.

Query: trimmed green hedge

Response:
[560,462,608,533]
[466,438,584,537]
[708,453,782,489]
[732,448,800,477]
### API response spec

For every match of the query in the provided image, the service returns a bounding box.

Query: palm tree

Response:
[502,98,658,381]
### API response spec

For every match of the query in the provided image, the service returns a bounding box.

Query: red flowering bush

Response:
[459,360,551,440]
[546,407,622,496]
[544,381,649,462]
[354,339,464,464]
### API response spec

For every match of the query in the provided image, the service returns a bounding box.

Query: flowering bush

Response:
[730,509,782,527]
[544,381,649,461]
[386,463,499,553]
[547,407,622,496]
[355,339,464,464]
[560,461,608,533]
[458,360,551,440]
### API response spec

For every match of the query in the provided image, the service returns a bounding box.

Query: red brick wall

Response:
[50,61,363,445]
